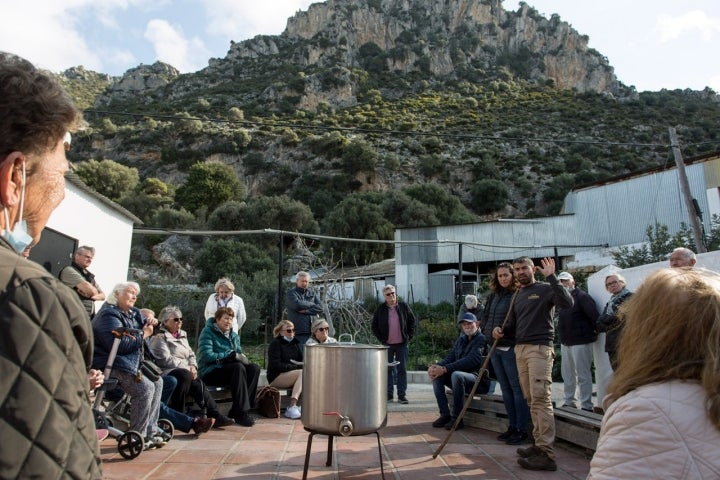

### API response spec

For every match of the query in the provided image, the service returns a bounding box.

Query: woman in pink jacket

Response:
[589,268,720,479]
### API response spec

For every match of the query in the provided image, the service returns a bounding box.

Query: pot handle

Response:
[338,333,355,344]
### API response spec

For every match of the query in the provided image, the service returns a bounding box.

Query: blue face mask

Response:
[283,336,294,342]
[2,163,32,254]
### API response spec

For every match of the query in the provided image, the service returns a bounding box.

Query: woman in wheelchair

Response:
[197,307,261,427]
[92,282,167,449]
[149,305,234,427]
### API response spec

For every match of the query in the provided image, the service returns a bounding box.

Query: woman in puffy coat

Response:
[481,262,529,445]
[589,268,720,479]
[197,307,260,427]
[267,320,304,419]
[148,305,234,427]
[92,282,166,449]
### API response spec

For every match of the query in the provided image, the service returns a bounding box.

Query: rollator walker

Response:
[92,327,174,459]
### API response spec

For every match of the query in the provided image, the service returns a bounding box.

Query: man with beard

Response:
[493,256,573,472]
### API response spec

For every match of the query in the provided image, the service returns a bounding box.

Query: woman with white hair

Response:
[92,282,167,449]
[306,318,337,345]
[457,294,482,323]
[596,273,632,370]
[204,277,246,334]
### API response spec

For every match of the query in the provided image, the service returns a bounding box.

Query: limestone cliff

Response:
[276,0,616,94]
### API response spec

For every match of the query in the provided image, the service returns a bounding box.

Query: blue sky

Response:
[2,0,719,92]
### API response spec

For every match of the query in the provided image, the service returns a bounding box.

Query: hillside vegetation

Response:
[60,0,720,285]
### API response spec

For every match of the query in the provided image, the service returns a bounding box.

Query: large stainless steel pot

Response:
[302,342,388,436]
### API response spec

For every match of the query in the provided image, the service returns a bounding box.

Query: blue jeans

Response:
[432,370,483,417]
[491,347,530,432]
[386,343,408,398]
[158,374,193,433]
[161,374,177,404]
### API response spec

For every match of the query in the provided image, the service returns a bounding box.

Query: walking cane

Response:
[432,290,518,459]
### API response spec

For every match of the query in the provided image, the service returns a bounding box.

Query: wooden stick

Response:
[432,291,517,459]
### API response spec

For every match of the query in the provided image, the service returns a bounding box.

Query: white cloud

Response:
[203,0,316,41]
[0,1,103,72]
[655,10,720,42]
[144,19,210,72]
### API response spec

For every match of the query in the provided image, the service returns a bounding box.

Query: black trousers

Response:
[202,362,261,417]
[166,367,222,417]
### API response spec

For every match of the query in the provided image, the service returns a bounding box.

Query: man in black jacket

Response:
[556,272,598,412]
[372,284,417,404]
[493,257,573,472]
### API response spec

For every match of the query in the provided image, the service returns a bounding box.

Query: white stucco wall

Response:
[45,182,135,311]
[587,251,720,310]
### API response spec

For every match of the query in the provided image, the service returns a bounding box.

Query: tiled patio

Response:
[99,384,592,479]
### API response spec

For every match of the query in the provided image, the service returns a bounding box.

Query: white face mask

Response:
[2,162,32,254]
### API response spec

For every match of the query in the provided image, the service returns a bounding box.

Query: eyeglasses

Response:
[605,281,620,287]
[285,328,295,333]
[316,327,329,332]
[169,318,182,322]
[385,292,396,297]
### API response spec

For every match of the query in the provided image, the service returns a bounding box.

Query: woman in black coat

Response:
[267,320,303,419]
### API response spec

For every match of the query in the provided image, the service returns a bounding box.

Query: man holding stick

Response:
[493,256,573,472]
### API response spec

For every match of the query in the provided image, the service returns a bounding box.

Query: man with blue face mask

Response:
[0,52,102,479]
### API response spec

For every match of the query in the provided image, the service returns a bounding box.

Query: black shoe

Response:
[398,396,409,404]
[506,430,528,445]
[517,452,557,471]
[581,407,594,412]
[516,445,543,458]
[213,415,235,428]
[235,412,255,427]
[387,395,393,402]
[445,418,464,430]
[432,415,452,428]
[497,427,514,441]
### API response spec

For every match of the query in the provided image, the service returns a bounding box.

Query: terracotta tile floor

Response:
[99,384,592,479]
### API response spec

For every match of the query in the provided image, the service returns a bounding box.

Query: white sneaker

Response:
[285,405,301,419]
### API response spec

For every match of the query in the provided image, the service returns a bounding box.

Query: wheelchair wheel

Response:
[157,418,175,440]
[117,430,144,459]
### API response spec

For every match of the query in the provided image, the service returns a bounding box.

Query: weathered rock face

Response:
[277,0,618,94]
[96,61,179,105]
[89,0,619,112]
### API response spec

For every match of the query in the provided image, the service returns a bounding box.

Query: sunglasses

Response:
[316,327,329,332]
[385,292,396,297]
[285,328,295,333]
[168,318,182,322]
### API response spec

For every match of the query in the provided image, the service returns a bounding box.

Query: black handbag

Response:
[139,340,162,381]
[140,358,162,381]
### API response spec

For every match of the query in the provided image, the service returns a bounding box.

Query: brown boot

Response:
[192,416,215,434]
[516,445,543,458]
[517,451,557,471]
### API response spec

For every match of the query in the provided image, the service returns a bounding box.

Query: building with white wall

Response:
[32,173,141,312]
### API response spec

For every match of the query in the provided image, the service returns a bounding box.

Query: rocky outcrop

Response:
[96,62,179,105]
[278,0,618,94]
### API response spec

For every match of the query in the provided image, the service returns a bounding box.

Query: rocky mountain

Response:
[62,0,719,228]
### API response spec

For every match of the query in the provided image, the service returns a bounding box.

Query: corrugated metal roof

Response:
[563,159,714,245]
[318,258,395,280]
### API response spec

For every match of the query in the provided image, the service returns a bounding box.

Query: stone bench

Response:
[448,392,602,452]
